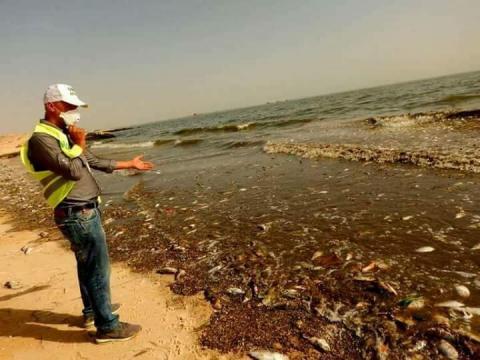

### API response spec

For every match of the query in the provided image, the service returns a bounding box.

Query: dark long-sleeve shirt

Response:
[28,121,117,206]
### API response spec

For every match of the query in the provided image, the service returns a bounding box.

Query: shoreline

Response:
[3,133,480,359]
[0,134,27,159]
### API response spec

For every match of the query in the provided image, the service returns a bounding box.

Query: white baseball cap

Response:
[43,84,88,107]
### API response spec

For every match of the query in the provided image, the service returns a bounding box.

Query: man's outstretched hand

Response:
[130,155,154,170]
[115,155,154,171]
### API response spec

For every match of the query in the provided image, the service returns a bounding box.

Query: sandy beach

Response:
[0,134,242,360]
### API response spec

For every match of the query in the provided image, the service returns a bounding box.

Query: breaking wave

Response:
[364,114,439,128]
[437,94,480,104]
[364,109,480,128]
[90,141,156,149]
[89,138,204,149]
[264,142,480,173]
[174,122,256,135]
[173,118,313,136]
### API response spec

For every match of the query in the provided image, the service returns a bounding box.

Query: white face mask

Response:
[60,110,81,126]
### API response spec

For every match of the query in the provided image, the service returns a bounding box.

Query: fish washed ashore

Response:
[2,152,480,359]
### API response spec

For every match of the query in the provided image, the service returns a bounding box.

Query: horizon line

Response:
[137,68,480,129]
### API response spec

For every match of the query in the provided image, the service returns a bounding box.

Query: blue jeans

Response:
[55,207,119,332]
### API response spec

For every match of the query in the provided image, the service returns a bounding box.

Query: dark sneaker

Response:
[83,303,121,328]
[95,322,142,344]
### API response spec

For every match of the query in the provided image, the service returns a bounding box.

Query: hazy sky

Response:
[1,0,479,133]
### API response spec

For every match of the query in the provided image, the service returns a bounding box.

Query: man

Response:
[21,84,153,343]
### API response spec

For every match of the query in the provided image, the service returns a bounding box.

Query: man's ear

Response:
[45,102,61,115]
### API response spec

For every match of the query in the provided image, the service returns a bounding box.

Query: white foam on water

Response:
[90,141,155,149]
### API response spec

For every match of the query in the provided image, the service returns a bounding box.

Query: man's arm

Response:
[84,149,117,173]
[69,125,154,172]
[28,135,84,181]
[85,150,153,172]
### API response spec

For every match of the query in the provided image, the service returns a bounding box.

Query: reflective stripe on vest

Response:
[20,122,83,208]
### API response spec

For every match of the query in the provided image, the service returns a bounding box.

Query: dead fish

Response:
[452,270,477,278]
[226,287,245,296]
[435,300,465,308]
[4,280,22,289]
[170,244,186,252]
[283,289,300,299]
[464,307,480,316]
[248,351,289,360]
[415,246,435,253]
[410,340,427,352]
[206,240,219,250]
[408,298,425,310]
[311,251,323,261]
[438,340,458,360]
[175,269,186,281]
[156,267,178,275]
[208,265,223,274]
[402,215,414,221]
[471,243,480,250]
[304,336,331,352]
[354,275,376,282]
[399,294,425,309]
[257,223,271,232]
[20,246,33,255]
[450,307,473,320]
[455,285,470,298]
[379,281,398,296]
[362,261,377,273]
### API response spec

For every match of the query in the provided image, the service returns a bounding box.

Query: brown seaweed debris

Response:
[264,141,480,173]
[200,302,363,359]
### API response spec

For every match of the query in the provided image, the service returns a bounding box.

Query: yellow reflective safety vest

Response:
[20,122,83,208]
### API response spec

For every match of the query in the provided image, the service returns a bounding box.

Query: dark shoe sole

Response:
[95,330,140,344]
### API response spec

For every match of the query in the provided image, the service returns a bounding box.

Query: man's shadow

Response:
[0,307,94,343]
[0,286,93,343]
